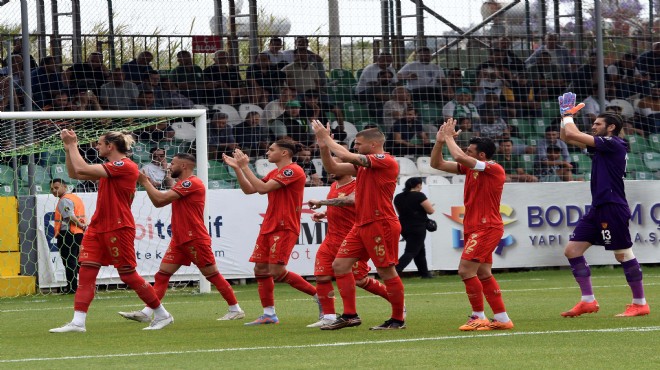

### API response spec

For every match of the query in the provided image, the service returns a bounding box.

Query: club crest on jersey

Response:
[182,180,192,188]
[113,160,125,167]
[374,154,386,159]
[282,169,294,177]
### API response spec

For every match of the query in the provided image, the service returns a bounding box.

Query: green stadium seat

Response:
[18,165,50,185]
[0,184,14,196]
[160,140,193,160]
[208,180,235,189]
[355,68,364,81]
[131,141,153,163]
[626,153,646,175]
[208,160,234,181]
[50,164,79,185]
[330,68,357,86]
[17,183,51,195]
[39,149,66,166]
[527,137,541,147]
[327,85,354,104]
[634,171,654,180]
[571,153,592,174]
[642,152,660,171]
[414,102,443,125]
[540,101,556,119]
[626,134,649,154]
[532,117,552,137]
[0,164,15,185]
[521,154,535,174]
[648,133,660,152]
[342,102,372,126]
[513,118,535,138]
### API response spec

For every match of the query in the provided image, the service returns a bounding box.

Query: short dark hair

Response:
[469,137,497,159]
[546,145,561,153]
[273,139,302,157]
[150,147,164,154]
[356,128,386,143]
[173,153,196,164]
[50,178,67,185]
[597,112,624,136]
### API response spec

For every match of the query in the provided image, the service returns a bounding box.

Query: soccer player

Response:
[310,120,405,330]
[50,131,173,333]
[118,153,245,323]
[558,91,649,317]
[50,178,87,294]
[222,140,319,325]
[430,118,514,331]
[306,153,390,328]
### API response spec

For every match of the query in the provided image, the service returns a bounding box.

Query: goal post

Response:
[0,109,212,294]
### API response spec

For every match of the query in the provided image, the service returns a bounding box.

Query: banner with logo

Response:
[429,181,660,270]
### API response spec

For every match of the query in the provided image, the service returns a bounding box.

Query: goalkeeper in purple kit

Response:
[558,92,649,318]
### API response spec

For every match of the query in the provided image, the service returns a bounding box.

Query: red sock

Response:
[384,277,405,321]
[120,270,161,309]
[256,274,275,308]
[463,276,484,312]
[275,270,317,296]
[357,277,389,301]
[153,270,173,300]
[315,280,335,315]
[73,265,100,312]
[335,272,357,315]
[480,276,506,314]
[206,272,238,306]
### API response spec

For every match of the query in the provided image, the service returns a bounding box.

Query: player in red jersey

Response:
[50,131,173,333]
[431,118,514,331]
[118,153,244,323]
[223,140,319,325]
[310,120,405,331]
[305,153,391,328]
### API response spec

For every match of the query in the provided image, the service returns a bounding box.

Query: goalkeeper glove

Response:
[558,92,585,116]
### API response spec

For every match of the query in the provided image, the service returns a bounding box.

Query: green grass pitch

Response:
[1,267,660,369]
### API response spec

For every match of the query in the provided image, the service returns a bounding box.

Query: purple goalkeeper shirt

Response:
[587,135,628,207]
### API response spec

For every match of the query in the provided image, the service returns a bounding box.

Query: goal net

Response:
[0,109,213,296]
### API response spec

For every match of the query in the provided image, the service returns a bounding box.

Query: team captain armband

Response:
[561,116,574,129]
[472,160,486,171]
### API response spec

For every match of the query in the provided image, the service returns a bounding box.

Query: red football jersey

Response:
[458,161,505,232]
[354,153,399,226]
[325,179,356,244]
[170,176,211,246]
[260,163,306,234]
[89,158,138,232]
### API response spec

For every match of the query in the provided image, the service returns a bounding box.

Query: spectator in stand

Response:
[455,114,478,150]
[282,36,327,86]
[473,108,509,141]
[140,147,174,190]
[443,87,480,123]
[11,37,38,69]
[527,50,567,100]
[295,148,324,187]
[502,72,540,118]
[99,68,139,110]
[363,70,398,119]
[204,50,244,105]
[271,100,315,149]
[263,37,288,69]
[208,112,239,159]
[170,50,206,104]
[262,85,297,133]
[44,90,74,111]
[636,85,660,134]
[534,144,572,182]
[121,51,155,84]
[474,65,505,108]
[525,33,578,75]
[159,77,195,109]
[444,67,465,98]
[0,54,24,108]
[246,53,285,100]
[134,90,173,142]
[582,83,617,130]
[389,107,433,156]
[493,37,526,73]
[382,86,412,135]
[607,52,646,99]
[355,52,397,102]
[137,70,164,105]
[635,42,660,84]
[68,52,110,93]
[397,46,446,102]
[130,87,163,110]
[282,49,320,95]
[0,75,18,111]
[71,89,102,111]
[536,125,573,178]
[31,56,62,108]
[571,51,606,98]
[234,111,269,158]
[494,139,538,183]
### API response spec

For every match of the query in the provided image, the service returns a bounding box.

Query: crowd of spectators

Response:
[2,34,660,188]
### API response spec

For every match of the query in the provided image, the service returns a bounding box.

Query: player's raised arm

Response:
[61,130,110,180]
[311,120,367,170]
[558,92,593,148]
[443,119,478,169]
[222,151,257,194]
[235,148,282,195]
[138,171,180,208]
[430,120,460,174]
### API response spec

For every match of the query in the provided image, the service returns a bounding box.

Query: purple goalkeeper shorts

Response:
[570,203,633,250]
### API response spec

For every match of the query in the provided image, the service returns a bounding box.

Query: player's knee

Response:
[331,260,351,274]
[613,248,635,262]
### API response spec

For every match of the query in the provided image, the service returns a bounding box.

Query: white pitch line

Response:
[1,326,659,364]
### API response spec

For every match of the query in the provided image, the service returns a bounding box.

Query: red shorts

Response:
[250,230,298,265]
[314,239,371,279]
[79,227,137,269]
[461,227,504,264]
[163,239,216,267]
[337,219,401,268]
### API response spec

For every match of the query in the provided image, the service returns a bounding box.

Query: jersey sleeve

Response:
[593,136,625,154]
[367,154,394,170]
[103,160,136,178]
[271,164,305,187]
[172,177,204,198]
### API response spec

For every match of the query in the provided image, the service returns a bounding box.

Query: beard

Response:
[170,169,181,179]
